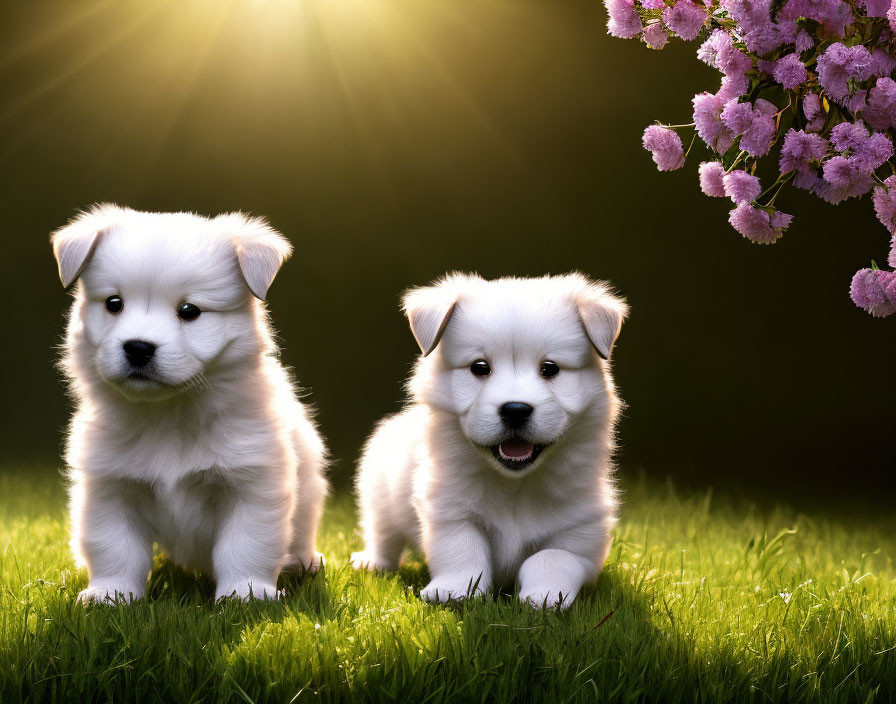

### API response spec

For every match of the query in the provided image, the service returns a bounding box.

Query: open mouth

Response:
[490,439,547,471]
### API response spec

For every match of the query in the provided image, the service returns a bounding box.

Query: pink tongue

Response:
[499,440,535,459]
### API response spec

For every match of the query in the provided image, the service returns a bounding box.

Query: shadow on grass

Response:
[139,555,333,615]
[337,559,896,703]
[5,558,335,703]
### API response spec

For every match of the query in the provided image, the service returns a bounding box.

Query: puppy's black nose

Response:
[499,402,534,428]
[123,339,156,367]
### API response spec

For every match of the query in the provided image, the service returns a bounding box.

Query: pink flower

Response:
[823,156,870,189]
[802,94,825,133]
[698,161,727,197]
[817,43,874,102]
[870,48,896,78]
[723,170,762,203]
[781,0,852,37]
[643,22,670,49]
[861,0,891,17]
[779,130,828,175]
[605,0,642,38]
[795,29,814,52]
[873,176,896,235]
[642,125,686,171]
[770,210,793,231]
[772,53,807,90]
[828,121,893,172]
[862,78,896,131]
[722,0,793,54]
[693,92,736,153]
[721,99,777,157]
[697,30,753,100]
[850,268,896,317]
[815,175,875,204]
[728,203,791,243]
[663,0,708,40]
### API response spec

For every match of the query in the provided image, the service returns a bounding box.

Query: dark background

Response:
[1,0,892,500]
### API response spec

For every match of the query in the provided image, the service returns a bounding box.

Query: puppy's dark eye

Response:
[470,360,491,377]
[105,296,123,314]
[540,360,560,378]
[177,303,202,321]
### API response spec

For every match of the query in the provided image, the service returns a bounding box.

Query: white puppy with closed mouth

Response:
[351,273,627,609]
[52,204,327,603]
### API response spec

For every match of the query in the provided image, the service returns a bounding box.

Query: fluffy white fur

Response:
[52,204,327,603]
[351,273,627,609]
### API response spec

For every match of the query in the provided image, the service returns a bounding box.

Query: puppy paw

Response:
[215,580,281,601]
[283,552,325,575]
[518,589,575,610]
[420,576,486,603]
[350,550,397,572]
[77,584,143,604]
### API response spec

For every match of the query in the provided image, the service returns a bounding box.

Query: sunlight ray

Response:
[0,0,179,128]
[0,0,117,72]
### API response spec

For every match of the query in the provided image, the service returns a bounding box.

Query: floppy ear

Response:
[576,283,629,360]
[218,214,293,300]
[50,204,123,288]
[402,284,459,356]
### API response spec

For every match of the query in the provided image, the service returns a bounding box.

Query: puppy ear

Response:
[402,283,460,356]
[576,282,629,360]
[218,214,293,300]
[50,204,122,288]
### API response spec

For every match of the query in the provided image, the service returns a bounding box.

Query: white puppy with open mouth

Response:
[351,273,627,609]
[52,204,327,603]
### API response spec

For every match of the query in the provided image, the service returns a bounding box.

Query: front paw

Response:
[77,583,144,604]
[350,550,397,572]
[420,575,487,603]
[518,588,576,610]
[282,552,325,575]
[215,579,280,601]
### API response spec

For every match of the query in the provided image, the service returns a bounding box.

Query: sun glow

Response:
[1,0,536,202]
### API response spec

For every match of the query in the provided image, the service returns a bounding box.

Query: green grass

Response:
[2,468,896,703]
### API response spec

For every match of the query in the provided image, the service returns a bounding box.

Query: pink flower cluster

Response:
[605,0,896,316]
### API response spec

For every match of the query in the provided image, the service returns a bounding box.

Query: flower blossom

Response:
[721,99,777,157]
[698,161,727,197]
[771,53,807,90]
[722,0,793,54]
[780,0,852,37]
[829,121,893,172]
[802,94,825,133]
[698,30,752,100]
[873,176,896,235]
[643,22,669,49]
[642,125,686,171]
[729,203,792,244]
[605,0,642,38]
[861,0,891,17]
[723,170,762,203]
[779,129,828,191]
[693,92,736,153]
[862,78,896,131]
[850,269,896,317]
[816,43,874,102]
[662,0,708,40]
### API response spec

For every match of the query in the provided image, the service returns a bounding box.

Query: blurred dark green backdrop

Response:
[1,0,893,499]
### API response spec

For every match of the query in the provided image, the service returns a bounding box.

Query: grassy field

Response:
[1,468,895,703]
